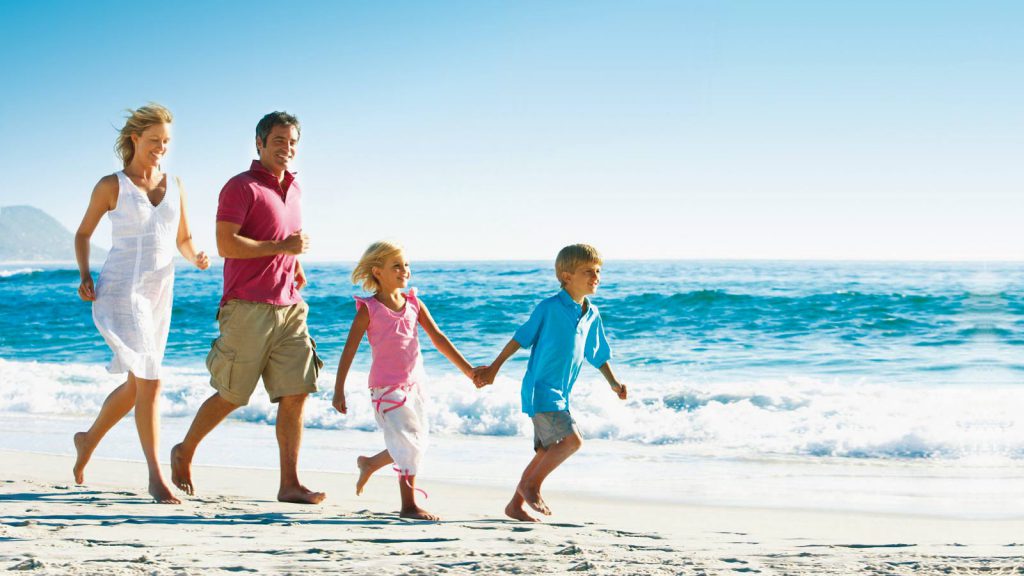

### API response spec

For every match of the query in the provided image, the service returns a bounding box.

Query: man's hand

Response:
[280,230,310,255]
[294,264,307,290]
[611,383,628,400]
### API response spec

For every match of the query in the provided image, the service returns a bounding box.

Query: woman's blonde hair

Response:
[555,244,602,286]
[115,103,173,167]
[352,240,405,292]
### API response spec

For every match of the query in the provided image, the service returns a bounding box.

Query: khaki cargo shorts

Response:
[206,299,323,406]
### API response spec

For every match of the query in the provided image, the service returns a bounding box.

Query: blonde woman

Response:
[73,104,209,504]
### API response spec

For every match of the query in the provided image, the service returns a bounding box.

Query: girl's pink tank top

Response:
[355,289,425,389]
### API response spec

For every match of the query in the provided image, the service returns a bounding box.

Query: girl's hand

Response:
[78,277,96,301]
[611,383,628,400]
[472,365,494,389]
[193,251,210,270]
[332,391,347,414]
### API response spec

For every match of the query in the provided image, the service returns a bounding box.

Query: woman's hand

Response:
[193,251,210,270]
[78,276,96,301]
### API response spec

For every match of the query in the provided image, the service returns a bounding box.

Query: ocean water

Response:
[2,261,1023,516]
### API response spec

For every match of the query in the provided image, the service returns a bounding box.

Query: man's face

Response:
[562,262,601,297]
[257,124,299,175]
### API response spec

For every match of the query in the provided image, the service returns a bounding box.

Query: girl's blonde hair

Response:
[352,240,405,292]
[115,103,173,167]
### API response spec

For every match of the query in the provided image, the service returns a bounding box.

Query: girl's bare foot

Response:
[278,484,326,504]
[505,500,540,522]
[516,484,552,515]
[148,480,181,504]
[356,456,374,495]
[400,506,440,521]
[73,432,91,484]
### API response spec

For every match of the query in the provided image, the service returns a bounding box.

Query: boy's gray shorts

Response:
[532,410,580,451]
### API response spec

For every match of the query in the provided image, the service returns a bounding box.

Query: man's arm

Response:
[216,221,309,259]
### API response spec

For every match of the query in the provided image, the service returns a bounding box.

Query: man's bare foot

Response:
[73,432,91,484]
[505,500,541,522]
[149,480,181,504]
[400,506,440,521]
[278,485,326,504]
[516,484,552,515]
[170,443,194,496]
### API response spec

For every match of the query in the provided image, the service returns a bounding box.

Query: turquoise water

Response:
[1,261,1022,460]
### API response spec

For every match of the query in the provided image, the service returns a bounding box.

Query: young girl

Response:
[332,241,476,520]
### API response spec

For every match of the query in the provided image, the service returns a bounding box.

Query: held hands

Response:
[193,251,211,270]
[472,365,495,389]
[77,276,96,302]
[280,230,310,255]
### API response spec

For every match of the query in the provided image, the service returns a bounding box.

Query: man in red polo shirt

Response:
[171,112,325,504]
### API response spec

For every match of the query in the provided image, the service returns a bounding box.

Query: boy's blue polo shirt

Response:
[513,290,612,416]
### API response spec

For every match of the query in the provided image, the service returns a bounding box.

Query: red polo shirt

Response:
[216,160,303,307]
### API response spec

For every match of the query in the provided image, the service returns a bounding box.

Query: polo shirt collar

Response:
[248,159,296,191]
[558,289,589,318]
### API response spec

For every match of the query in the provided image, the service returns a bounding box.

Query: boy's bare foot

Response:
[516,484,552,515]
[73,432,91,484]
[170,443,194,496]
[400,506,440,521]
[356,456,374,495]
[505,500,541,522]
[278,485,326,504]
[148,480,181,504]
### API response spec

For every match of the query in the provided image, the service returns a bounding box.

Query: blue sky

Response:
[1,1,1020,260]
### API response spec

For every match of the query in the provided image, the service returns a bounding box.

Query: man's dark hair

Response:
[256,111,301,146]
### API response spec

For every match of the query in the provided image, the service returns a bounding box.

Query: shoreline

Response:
[3,450,1023,574]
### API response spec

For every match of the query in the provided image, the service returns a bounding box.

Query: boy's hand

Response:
[611,383,627,400]
[332,390,347,414]
[472,365,494,388]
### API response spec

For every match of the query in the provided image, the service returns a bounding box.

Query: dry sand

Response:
[2,449,1022,575]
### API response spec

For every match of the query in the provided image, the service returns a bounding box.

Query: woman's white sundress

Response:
[92,171,180,380]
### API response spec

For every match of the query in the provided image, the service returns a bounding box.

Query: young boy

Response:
[474,244,628,522]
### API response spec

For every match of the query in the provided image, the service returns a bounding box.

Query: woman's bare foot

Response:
[278,484,326,504]
[505,500,541,522]
[400,506,440,521]
[170,443,194,496]
[516,484,552,515]
[355,456,375,495]
[73,432,92,484]
[149,480,181,504]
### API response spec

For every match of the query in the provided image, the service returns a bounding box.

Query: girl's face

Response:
[131,122,172,169]
[373,253,411,292]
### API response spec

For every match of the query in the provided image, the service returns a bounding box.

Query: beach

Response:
[3,260,1023,573]
[3,449,1023,575]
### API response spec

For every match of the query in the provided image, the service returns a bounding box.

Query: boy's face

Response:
[562,262,601,297]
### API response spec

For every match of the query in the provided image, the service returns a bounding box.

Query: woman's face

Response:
[131,122,172,168]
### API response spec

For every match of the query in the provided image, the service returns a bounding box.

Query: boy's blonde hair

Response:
[555,244,603,286]
[116,103,173,168]
[352,240,404,292]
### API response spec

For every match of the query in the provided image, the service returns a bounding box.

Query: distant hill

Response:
[0,205,107,261]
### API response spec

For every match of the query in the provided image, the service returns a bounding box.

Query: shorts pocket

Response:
[309,336,324,379]
[206,340,235,391]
